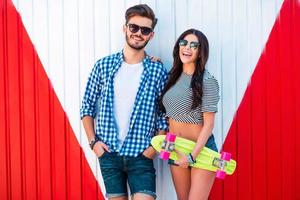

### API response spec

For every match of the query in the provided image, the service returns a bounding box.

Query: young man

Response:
[80,4,168,200]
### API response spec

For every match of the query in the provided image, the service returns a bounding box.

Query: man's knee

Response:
[132,192,155,200]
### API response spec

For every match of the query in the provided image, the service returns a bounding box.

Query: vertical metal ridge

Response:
[2,0,11,199]
[17,13,25,200]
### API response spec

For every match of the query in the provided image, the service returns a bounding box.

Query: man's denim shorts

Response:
[98,152,156,199]
[168,134,218,166]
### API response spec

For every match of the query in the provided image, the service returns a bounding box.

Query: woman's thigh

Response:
[170,165,191,200]
[189,168,215,200]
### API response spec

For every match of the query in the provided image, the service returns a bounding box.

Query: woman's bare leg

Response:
[170,165,191,200]
[189,168,215,200]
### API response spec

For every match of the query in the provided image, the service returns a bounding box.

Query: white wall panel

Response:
[32,0,49,72]
[94,0,110,58]
[174,0,188,37]
[12,0,284,199]
[109,0,126,52]
[235,0,249,109]
[156,0,175,69]
[48,0,65,105]
[63,0,80,141]
[219,0,237,149]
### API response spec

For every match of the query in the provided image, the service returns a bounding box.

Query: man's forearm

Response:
[82,116,97,142]
[157,130,166,135]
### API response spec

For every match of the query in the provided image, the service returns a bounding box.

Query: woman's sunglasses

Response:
[127,23,153,36]
[178,39,200,49]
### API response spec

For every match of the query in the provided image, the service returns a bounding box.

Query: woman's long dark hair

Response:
[159,29,209,112]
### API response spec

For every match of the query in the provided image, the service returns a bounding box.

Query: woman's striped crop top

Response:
[162,70,220,124]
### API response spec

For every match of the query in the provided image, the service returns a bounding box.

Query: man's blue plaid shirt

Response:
[80,51,168,157]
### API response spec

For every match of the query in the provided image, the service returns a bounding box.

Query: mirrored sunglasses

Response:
[178,39,200,49]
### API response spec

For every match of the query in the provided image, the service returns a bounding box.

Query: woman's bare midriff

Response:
[168,118,203,142]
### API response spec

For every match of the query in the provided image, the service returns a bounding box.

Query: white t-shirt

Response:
[114,61,143,149]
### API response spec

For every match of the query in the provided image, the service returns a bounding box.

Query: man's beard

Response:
[126,34,149,50]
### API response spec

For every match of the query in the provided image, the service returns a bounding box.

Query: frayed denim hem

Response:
[105,193,128,198]
[131,190,157,199]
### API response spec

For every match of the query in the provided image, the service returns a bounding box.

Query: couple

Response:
[80,4,219,200]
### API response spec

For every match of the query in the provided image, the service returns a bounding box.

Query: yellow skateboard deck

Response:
[151,134,236,176]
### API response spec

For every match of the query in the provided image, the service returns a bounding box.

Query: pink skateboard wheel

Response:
[166,132,176,142]
[160,150,170,160]
[216,170,226,179]
[220,152,231,161]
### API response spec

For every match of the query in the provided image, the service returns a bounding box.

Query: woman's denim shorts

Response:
[168,134,218,166]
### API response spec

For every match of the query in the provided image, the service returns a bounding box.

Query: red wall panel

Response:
[21,14,38,200]
[0,0,9,199]
[6,0,23,198]
[0,0,104,199]
[293,2,300,199]
[211,0,300,199]
[1,0,300,199]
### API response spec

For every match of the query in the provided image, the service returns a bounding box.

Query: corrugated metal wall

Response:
[0,1,104,199]
[212,1,300,199]
[11,0,284,149]
[1,0,300,199]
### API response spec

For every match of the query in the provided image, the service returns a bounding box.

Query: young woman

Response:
[159,29,220,200]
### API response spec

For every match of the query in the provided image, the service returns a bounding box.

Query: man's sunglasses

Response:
[127,23,153,36]
[178,39,200,49]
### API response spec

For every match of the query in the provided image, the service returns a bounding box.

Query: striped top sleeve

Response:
[201,73,220,113]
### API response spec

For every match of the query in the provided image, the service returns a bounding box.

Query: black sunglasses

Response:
[127,23,153,36]
[178,39,200,49]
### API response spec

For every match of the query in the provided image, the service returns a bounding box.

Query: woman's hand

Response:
[174,149,190,168]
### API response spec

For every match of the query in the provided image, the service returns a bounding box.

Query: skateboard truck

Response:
[160,133,176,160]
[161,140,175,151]
[213,152,231,179]
[212,157,227,169]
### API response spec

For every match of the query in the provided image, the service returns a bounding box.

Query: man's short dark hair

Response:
[125,4,158,29]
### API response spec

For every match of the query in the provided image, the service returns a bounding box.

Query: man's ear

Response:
[149,31,155,40]
[123,25,127,34]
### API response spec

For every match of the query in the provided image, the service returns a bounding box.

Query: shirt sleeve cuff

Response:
[80,109,96,119]
[156,117,168,131]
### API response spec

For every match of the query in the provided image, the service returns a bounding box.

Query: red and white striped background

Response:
[1,0,300,199]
